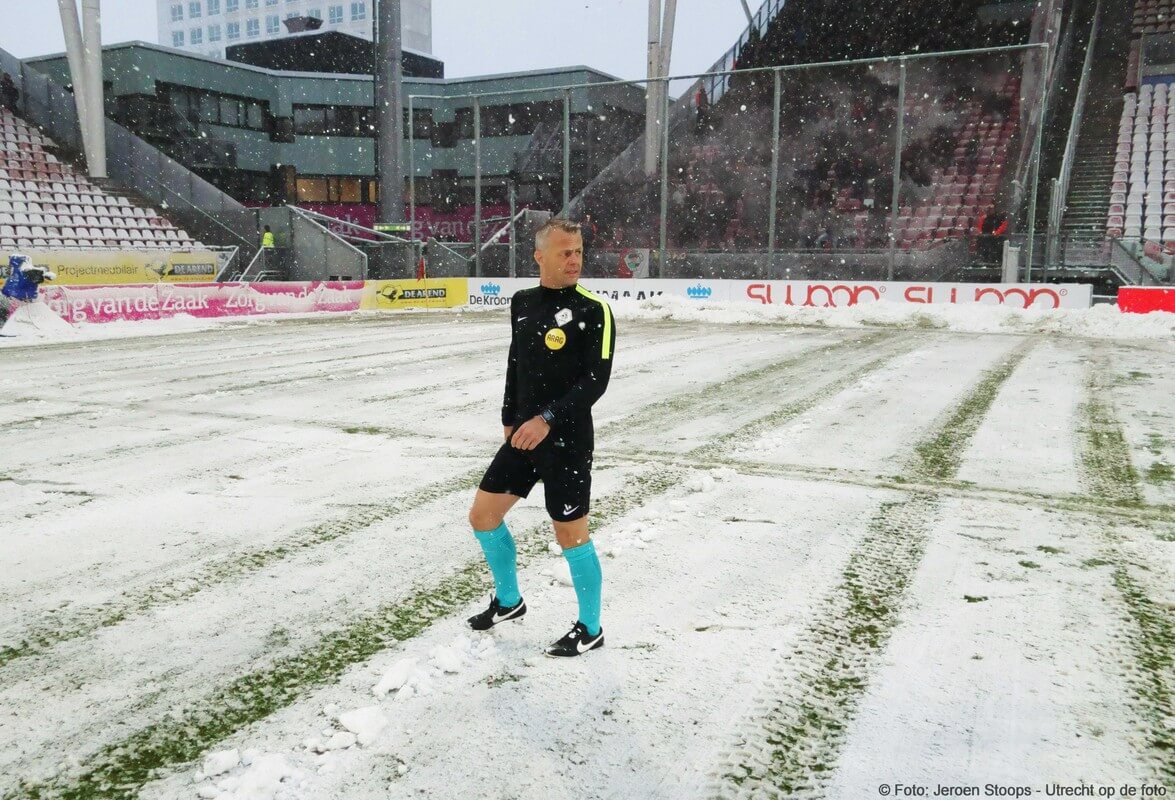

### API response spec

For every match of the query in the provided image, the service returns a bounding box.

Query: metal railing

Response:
[288,206,369,281]
[1046,0,1102,271]
[702,0,789,107]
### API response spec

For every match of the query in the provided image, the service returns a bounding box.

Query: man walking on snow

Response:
[466,219,616,658]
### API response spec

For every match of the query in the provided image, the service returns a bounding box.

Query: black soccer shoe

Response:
[545,621,604,658]
[467,595,527,631]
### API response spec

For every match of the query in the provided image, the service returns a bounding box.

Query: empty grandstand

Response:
[0,107,201,252]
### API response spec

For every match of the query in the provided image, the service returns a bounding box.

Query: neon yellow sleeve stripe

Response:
[575,285,613,360]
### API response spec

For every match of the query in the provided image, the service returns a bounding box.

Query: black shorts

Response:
[479,433,593,522]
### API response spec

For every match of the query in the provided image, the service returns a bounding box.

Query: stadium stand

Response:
[1133,0,1175,35]
[1099,0,1175,246]
[578,0,1030,253]
[0,106,202,252]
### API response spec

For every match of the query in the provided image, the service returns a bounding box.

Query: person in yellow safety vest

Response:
[261,225,275,249]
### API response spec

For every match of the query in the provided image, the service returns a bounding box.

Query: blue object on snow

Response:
[2,253,48,301]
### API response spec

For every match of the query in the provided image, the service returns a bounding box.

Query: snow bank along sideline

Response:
[2,279,1173,344]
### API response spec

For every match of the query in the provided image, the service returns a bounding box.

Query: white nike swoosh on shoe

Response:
[492,605,521,622]
[517,316,528,322]
[576,632,603,653]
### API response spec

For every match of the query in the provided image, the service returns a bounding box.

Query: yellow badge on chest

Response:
[544,328,567,350]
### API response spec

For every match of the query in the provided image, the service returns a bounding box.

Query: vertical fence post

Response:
[888,57,907,281]
[563,89,571,217]
[768,68,781,254]
[1046,177,1060,278]
[408,96,416,240]
[659,77,671,277]
[509,181,517,278]
[474,96,481,278]
[1024,45,1049,282]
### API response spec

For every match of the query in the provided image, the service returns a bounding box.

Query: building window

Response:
[207,0,220,13]
[266,0,278,6]
[292,104,376,136]
[190,27,203,44]
[265,14,279,33]
[245,0,259,8]
[208,23,222,41]
[189,1,201,18]
[296,177,364,204]
[328,4,343,23]
[350,1,365,21]
[246,17,260,36]
[226,20,240,39]
[307,7,320,20]
[170,3,183,21]
[226,0,238,11]
[172,31,185,47]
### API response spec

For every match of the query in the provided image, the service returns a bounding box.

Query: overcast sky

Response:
[0,1,751,83]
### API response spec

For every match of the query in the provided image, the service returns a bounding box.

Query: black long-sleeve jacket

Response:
[501,284,616,432]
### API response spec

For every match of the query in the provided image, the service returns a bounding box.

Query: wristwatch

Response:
[540,408,556,425]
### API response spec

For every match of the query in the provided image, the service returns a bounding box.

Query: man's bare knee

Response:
[553,517,590,550]
[469,506,502,532]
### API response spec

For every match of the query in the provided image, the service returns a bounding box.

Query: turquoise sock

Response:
[473,522,521,607]
[563,540,602,636]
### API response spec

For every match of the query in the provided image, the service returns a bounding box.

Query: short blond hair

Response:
[535,219,582,250]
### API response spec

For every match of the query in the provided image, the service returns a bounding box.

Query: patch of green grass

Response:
[964,595,989,603]
[1079,382,1143,507]
[1111,566,1175,783]
[1018,560,1041,569]
[343,425,382,436]
[913,343,1032,481]
[263,627,290,650]
[1146,433,1166,457]
[1145,462,1173,485]
[718,493,938,795]
[485,672,523,688]
[1082,558,1111,569]
[1036,545,1064,555]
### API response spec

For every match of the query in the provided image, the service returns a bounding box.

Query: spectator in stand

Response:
[694,87,710,135]
[976,206,1008,262]
[0,73,19,112]
[581,214,597,251]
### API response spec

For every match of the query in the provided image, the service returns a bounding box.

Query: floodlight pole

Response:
[644,0,662,176]
[81,0,106,178]
[737,0,754,26]
[376,0,405,225]
[57,0,93,171]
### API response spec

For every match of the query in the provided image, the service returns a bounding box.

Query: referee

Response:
[466,219,616,658]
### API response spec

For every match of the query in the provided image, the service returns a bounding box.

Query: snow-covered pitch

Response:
[1,302,1173,800]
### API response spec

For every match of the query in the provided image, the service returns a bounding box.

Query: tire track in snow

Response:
[6,331,919,800]
[601,452,1175,528]
[1077,353,1174,787]
[705,338,1035,799]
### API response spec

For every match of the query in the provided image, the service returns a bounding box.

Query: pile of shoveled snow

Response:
[4,295,1172,345]
[611,296,1175,341]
